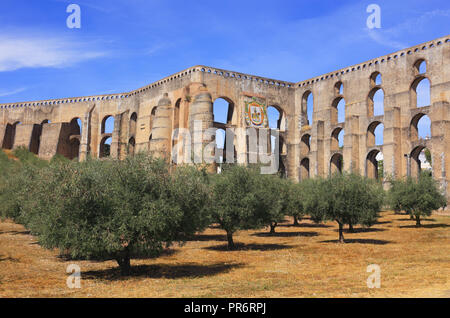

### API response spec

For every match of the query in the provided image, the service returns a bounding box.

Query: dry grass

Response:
[0,211,449,298]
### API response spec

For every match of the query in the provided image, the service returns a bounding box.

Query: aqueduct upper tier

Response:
[1,35,450,198]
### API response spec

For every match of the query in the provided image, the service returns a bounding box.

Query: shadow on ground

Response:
[279,223,332,228]
[252,231,318,238]
[333,227,386,233]
[320,239,391,245]
[0,255,19,262]
[57,248,178,262]
[0,230,31,235]
[397,218,436,222]
[187,234,228,242]
[204,243,292,252]
[399,224,449,229]
[82,262,245,281]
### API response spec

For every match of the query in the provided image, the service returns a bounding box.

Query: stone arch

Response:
[300,133,311,157]
[367,121,384,147]
[65,118,82,160]
[330,152,343,175]
[410,113,431,141]
[2,122,20,150]
[370,71,382,86]
[410,145,432,178]
[413,59,427,75]
[411,76,431,108]
[100,136,112,158]
[368,87,385,117]
[334,81,344,96]
[331,127,344,152]
[213,97,235,125]
[331,97,345,124]
[129,112,137,137]
[366,149,383,180]
[300,157,310,180]
[267,104,286,131]
[101,115,114,134]
[301,91,313,126]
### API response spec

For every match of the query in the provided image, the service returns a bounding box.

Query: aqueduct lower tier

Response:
[1,35,450,199]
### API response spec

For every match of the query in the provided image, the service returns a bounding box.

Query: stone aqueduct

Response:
[1,35,450,199]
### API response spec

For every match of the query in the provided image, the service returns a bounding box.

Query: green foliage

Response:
[303,173,385,242]
[283,179,306,225]
[388,173,446,226]
[0,152,211,275]
[254,174,286,234]
[209,164,271,249]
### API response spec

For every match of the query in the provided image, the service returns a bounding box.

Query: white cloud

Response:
[0,87,26,97]
[0,32,108,72]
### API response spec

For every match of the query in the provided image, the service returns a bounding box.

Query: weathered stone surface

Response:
[1,35,449,199]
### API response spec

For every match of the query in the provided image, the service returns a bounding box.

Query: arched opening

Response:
[129,112,137,137]
[2,122,20,150]
[100,136,112,158]
[213,97,234,125]
[300,157,310,180]
[330,153,343,175]
[128,137,135,157]
[331,97,345,124]
[302,91,313,127]
[370,72,382,86]
[366,149,383,180]
[70,118,81,136]
[331,127,344,152]
[101,115,114,134]
[335,82,344,96]
[215,128,226,172]
[150,107,156,132]
[368,87,385,117]
[414,59,427,75]
[68,137,80,160]
[410,146,432,178]
[301,133,311,157]
[58,118,82,160]
[267,105,286,131]
[367,121,384,147]
[411,77,431,108]
[410,114,431,142]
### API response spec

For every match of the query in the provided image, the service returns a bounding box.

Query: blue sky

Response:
[0,0,447,146]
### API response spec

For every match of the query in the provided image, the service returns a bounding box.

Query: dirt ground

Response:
[0,211,448,298]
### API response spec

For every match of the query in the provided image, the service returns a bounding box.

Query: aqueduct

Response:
[1,35,450,199]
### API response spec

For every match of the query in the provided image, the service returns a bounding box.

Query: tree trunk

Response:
[226,231,235,250]
[338,222,345,243]
[116,255,131,276]
[293,216,300,226]
[269,222,277,234]
[348,223,354,233]
[415,216,421,227]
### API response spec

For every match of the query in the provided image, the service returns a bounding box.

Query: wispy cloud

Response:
[364,9,450,50]
[0,87,26,97]
[0,31,109,72]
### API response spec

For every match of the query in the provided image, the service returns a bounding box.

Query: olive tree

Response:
[388,173,446,226]
[10,154,210,275]
[303,173,384,243]
[209,164,271,249]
